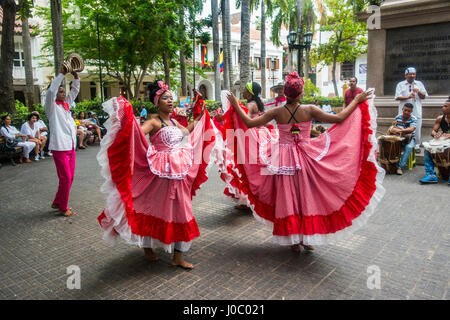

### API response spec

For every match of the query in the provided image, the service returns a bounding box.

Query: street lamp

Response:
[287,29,313,77]
[251,65,254,83]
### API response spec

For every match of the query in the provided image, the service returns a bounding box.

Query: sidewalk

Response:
[0,145,448,300]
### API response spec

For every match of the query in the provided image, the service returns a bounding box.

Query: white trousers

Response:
[17,141,36,158]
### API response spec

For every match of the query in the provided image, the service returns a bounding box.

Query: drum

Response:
[63,53,85,73]
[423,137,450,180]
[378,135,404,174]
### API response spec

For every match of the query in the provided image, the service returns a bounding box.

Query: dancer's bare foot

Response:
[60,208,76,216]
[291,244,301,252]
[300,242,314,251]
[172,252,194,270]
[144,248,159,261]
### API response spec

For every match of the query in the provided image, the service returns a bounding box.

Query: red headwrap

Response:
[284,71,305,101]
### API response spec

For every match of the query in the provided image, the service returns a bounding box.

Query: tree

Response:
[239,0,251,97]
[223,0,233,90]
[211,0,220,101]
[269,0,319,74]
[310,0,367,96]
[20,1,35,109]
[220,0,229,90]
[0,0,28,114]
[50,0,64,77]
[260,1,266,97]
[36,0,186,100]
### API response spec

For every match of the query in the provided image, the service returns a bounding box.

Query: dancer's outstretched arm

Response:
[311,91,372,124]
[227,92,275,128]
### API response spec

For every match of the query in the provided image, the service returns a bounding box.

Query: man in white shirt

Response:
[45,66,80,217]
[395,67,428,153]
[322,100,334,114]
[32,111,52,157]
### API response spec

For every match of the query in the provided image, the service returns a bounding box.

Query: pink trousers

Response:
[52,149,76,211]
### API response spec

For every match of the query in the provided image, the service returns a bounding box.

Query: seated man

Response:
[390,103,417,175]
[32,111,52,157]
[419,98,450,184]
[321,100,335,114]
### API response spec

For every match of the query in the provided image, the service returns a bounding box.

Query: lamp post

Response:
[271,58,276,86]
[251,65,254,83]
[287,29,313,77]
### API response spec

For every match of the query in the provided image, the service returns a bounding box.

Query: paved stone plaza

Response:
[0,145,448,300]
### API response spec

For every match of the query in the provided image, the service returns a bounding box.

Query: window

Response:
[254,57,261,69]
[341,61,355,80]
[14,51,25,67]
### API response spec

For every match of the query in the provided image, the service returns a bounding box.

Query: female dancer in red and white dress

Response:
[97,80,215,269]
[217,71,385,252]
[214,82,278,210]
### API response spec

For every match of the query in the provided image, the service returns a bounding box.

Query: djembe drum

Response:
[62,53,85,73]
[378,135,404,174]
[423,137,450,180]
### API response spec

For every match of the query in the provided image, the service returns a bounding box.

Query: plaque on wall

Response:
[384,21,450,95]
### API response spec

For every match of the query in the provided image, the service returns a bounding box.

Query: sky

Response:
[200,0,241,18]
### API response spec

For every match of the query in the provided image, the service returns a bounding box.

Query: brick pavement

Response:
[0,145,448,300]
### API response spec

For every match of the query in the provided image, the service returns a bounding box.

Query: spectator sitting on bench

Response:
[21,113,45,161]
[32,111,52,157]
[71,111,91,149]
[78,111,102,141]
[88,111,107,137]
[1,115,36,163]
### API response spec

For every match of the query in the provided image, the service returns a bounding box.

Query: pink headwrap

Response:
[284,71,305,101]
[153,80,169,106]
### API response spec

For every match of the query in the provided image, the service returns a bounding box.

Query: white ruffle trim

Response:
[96,97,192,253]
[213,96,386,246]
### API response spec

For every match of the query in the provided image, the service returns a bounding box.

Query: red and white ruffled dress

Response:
[214,97,385,246]
[97,97,215,253]
[213,107,278,206]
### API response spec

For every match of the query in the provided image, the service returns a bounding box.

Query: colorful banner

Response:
[220,49,223,73]
[201,46,208,65]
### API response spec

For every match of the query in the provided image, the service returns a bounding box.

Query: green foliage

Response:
[302,78,320,97]
[300,96,344,108]
[1,101,47,128]
[310,0,368,67]
[35,0,205,97]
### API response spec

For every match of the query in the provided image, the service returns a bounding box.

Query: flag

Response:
[219,49,223,73]
[201,45,208,65]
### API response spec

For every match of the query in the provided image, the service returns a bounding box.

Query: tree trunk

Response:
[297,0,304,76]
[224,0,233,90]
[179,6,187,96]
[332,55,339,97]
[0,0,18,114]
[163,51,170,89]
[22,17,35,110]
[239,0,251,98]
[261,0,266,98]
[221,0,229,90]
[50,0,64,78]
[211,0,221,101]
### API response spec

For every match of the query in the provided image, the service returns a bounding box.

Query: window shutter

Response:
[275,59,280,70]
